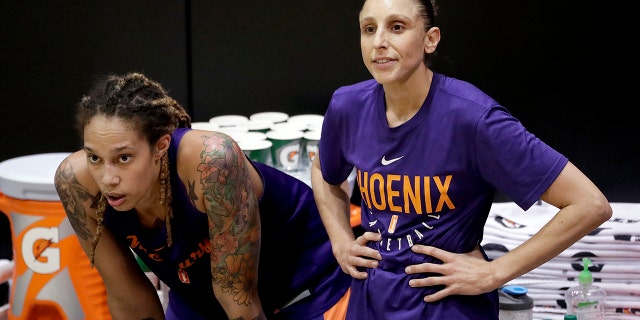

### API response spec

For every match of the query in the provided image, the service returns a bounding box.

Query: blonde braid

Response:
[159,152,173,247]
[89,194,107,267]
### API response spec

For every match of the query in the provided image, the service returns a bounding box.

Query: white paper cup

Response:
[209,115,249,127]
[216,125,249,142]
[266,129,304,171]
[239,139,273,165]
[287,114,324,131]
[306,121,323,133]
[239,119,273,133]
[191,122,220,131]
[270,122,308,132]
[302,130,321,168]
[234,131,267,143]
[250,111,289,124]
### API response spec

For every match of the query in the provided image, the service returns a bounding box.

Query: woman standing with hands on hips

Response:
[54,72,351,319]
[310,0,612,319]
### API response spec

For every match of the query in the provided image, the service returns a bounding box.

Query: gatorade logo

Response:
[21,227,61,274]
[306,144,318,162]
[279,144,300,167]
[287,150,299,162]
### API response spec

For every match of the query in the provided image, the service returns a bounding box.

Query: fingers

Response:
[422,287,453,303]
[337,232,383,279]
[405,261,447,275]
[349,233,381,274]
[355,231,382,246]
[344,265,369,279]
[410,244,449,259]
[407,270,464,302]
[411,274,477,302]
[354,232,382,261]
[341,263,368,279]
[404,245,494,301]
[405,245,448,275]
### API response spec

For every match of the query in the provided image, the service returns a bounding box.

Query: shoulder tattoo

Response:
[54,161,101,241]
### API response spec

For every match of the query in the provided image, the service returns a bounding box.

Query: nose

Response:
[101,164,120,186]
[373,29,388,48]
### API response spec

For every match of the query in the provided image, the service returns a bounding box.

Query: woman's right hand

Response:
[334,231,382,279]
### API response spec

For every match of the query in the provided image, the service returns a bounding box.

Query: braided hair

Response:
[75,72,191,265]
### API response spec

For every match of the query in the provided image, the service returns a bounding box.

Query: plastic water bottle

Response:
[498,285,534,320]
[564,257,607,319]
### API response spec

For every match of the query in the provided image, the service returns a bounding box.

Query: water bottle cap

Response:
[499,285,534,311]
[502,285,528,296]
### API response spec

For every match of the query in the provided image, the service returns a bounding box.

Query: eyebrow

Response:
[83,145,134,153]
[360,13,412,25]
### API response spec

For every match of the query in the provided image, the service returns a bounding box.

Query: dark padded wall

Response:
[433,1,636,202]
[1,1,189,160]
[1,1,636,203]
[189,1,368,121]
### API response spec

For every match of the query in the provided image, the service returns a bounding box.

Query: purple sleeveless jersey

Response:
[104,127,350,320]
[319,73,567,319]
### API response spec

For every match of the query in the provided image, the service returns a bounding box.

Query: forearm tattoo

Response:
[54,161,100,241]
[197,133,261,308]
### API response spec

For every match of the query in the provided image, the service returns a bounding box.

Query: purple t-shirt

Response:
[319,73,567,319]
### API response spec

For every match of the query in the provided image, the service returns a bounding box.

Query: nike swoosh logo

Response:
[381,155,404,165]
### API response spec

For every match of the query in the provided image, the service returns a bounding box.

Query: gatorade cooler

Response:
[0,153,111,320]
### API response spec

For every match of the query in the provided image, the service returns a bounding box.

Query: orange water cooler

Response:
[0,153,111,320]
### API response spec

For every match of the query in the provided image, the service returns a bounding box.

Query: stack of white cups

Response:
[206,112,344,189]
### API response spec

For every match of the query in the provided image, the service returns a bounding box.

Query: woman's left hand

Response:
[405,244,497,302]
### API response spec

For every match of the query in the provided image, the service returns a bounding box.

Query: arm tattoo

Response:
[197,134,261,308]
[187,179,198,205]
[54,161,100,241]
